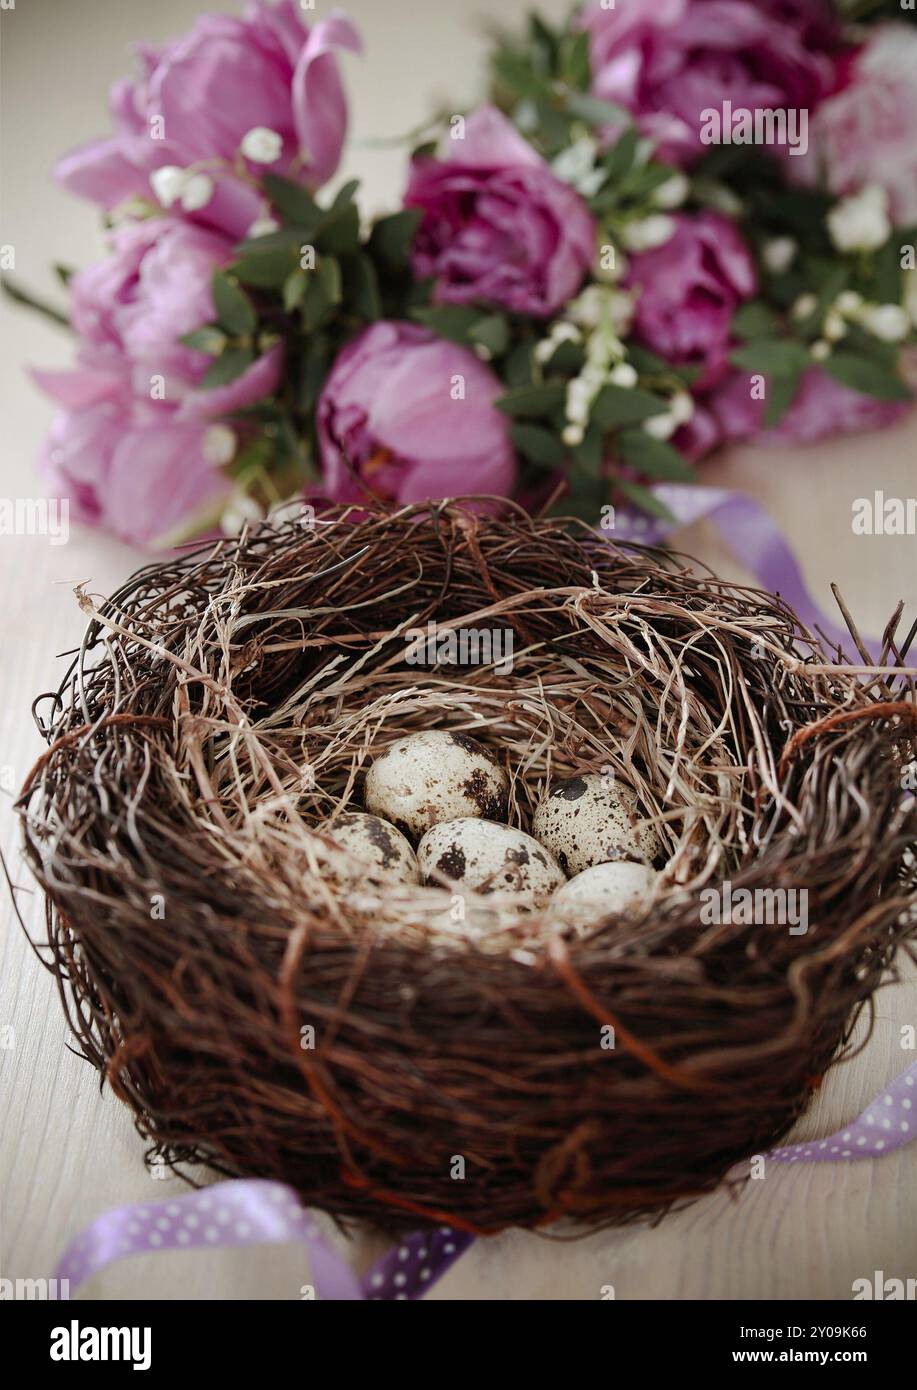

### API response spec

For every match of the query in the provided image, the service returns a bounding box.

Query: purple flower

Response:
[55,3,361,239]
[59,217,283,417]
[33,363,231,545]
[708,367,911,446]
[579,0,837,168]
[317,321,516,504]
[623,212,757,388]
[404,106,596,318]
[802,25,917,226]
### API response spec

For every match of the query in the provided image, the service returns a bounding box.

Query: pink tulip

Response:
[317,321,517,504]
[56,3,361,239]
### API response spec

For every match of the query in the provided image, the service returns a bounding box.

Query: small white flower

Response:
[570,286,605,330]
[762,236,797,275]
[792,293,818,320]
[181,173,215,212]
[643,411,677,440]
[653,172,689,210]
[608,289,635,336]
[609,362,638,388]
[220,491,263,536]
[836,290,863,315]
[533,339,555,365]
[150,165,187,208]
[203,424,237,466]
[824,309,847,342]
[562,424,585,447]
[622,214,676,251]
[810,340,831,361]
[240,126,284,165]
[247,215,281,237]
[827,185,891,254]
[860,303,910,342]
[551,322,582,345]
[669,390,694,426]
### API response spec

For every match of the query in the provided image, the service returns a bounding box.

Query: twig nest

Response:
[323,812,419,886]
[417,818,565,911]
[549,861,660,934]
[364,730,508,841]
[532,772,661,875]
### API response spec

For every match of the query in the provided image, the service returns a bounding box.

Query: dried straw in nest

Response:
[17,499,917,1237]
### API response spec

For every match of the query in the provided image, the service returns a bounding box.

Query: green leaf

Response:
[821,352,913,402]
[212,271,256,336]
[411,304,480,344]
[570,423,603,478]
[731,301,779,341]
[591,384,668,427]
[509,422,566,468]
[730,339,812,375]
[492,51,552,101]
[470,313,510,358]
[494,381,567,419]
[232,247,299,288]
[616,430,694,481]
[626,345,667,375]
[762,369,803,428]
[283,267,308,313]
[180,326,226,355]
[262,173,320,227]
[602,127,639,182]
[614,478,676,523]
[342,253,382,321]
[561,30,590,91]
[332,178,361,209]
[565,91,631,128]
[504,340,534,388]
[235,227,313,257]
[315,201,360,256]
[200,347,255,390]
[368,209,423,269]
[299,334,332,414]
[54,263,75,287]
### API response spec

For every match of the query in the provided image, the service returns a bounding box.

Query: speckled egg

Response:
[324,812,419,885]
[549,861,660,932]
[532,772,661,876]
[417,817,565,911]
[364,731,508,842]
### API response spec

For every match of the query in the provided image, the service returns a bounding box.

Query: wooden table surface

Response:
[1,0,915,1301]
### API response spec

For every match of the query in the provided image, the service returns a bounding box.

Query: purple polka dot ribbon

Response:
[52,1179,472,1301]
[52,1061,916,1298]
[767,1059,917,1164]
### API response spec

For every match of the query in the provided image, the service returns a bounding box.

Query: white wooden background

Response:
[1,0,915,1300]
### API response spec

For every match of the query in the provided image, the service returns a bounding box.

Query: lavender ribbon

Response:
[613,484,882,659]
[53,1180,472,1300]
[767,1059,917,1164]
[53,1061,916,1299]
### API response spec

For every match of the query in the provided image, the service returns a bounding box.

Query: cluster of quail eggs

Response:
[321,730,663,934]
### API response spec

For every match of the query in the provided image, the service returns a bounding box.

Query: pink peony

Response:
[803,25,917,226]
[708,367,910,446]
[33,364,231,544]
[66,218,283,412]
[404,106,596,318]
[579,0,838,168]
[317,321,516,504]
[623,212,757,388]
[56,3,361,239]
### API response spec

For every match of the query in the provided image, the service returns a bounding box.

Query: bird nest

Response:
[18,499,917,1236]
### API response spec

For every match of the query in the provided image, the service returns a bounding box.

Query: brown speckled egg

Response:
[417,817,564,911]
[324,812,419,885]
[532,772,661,876]
[364,731,508,842]
[549,861,659,933]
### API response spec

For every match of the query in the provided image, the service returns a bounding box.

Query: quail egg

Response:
[417,817,565,911]
[323,812,419,886]
[549,861,660,933]
[532,772,661,876]
[364,730,508,841]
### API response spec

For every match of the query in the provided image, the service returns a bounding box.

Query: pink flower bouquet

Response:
[8,0,916,547]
